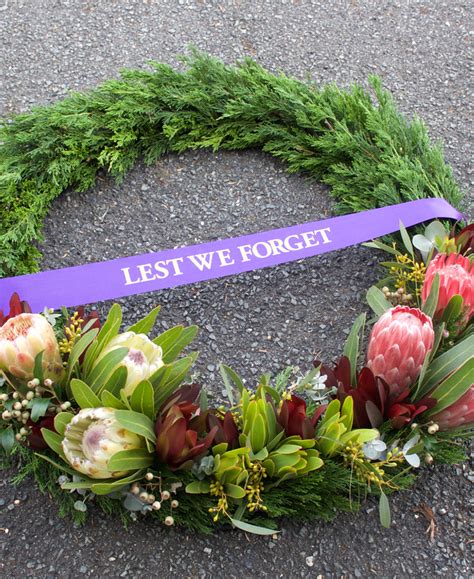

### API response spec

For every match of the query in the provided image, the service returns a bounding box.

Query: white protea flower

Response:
[0,313,63,381]
[62,407,145,479]
[93,332,164,396]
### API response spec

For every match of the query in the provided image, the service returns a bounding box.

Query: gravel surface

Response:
[1,1,473,577]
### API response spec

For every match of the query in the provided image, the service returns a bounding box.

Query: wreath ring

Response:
[0,53,472,534]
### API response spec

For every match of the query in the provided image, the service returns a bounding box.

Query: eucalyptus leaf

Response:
[379,492,391,528]
[30,397,51,422]
[230,518,278,535]
[342,313,366,386]
[0,428,15,454]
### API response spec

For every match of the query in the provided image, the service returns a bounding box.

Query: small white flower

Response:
[362,438,387,460]
[412,220,448,263]
[402,435,421,468]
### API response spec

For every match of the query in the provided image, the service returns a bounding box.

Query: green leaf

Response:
[342,313,366,386]
[220,363,246,406]
[88,347,129,394]
[130,380,155,420]
[399,220,414,258]
[417,334,474,399]
[33,351,44,382]
[70,378,102,409]
[429,322,446,363]
[422,273,439,318]
[340,395,354,431]
[363,240,399,256]
[225,483,246,499]
[127,305,161,334]
[101,390,127,410]
[185,481,211,494]
[30,397,51,422]
[41,428,65,458]
[115,410,156,443]
[249,413,267,453]
[199,388,208,412]
[83,303,122,376]
[411,348,433,401]
[107,448,153,471]
[219,364,245,395]
[65,328,99,384]
[151,354,197,410]
[230,518,278,535]
[101,365,128,398]
[54,412,74,436]
[153,325,183,349]
[0,428,15,454]
[366,286,391,317]
[35,453,80,477]
[441,295,464,326]
[379,492,391,528]
[162,325,198,364]
[425,358,474,415]
[90,469,147,495]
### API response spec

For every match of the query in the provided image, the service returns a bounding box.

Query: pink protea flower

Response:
[367,306,435,396]
[430,385,474,431]
[0,313,63,381]
[421,253,474,322]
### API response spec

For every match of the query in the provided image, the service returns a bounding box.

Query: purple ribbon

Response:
[0,199,465,313]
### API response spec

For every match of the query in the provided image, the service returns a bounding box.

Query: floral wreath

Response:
[0,53,472,535]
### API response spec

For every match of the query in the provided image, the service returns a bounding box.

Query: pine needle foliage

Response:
[0,51,463,277]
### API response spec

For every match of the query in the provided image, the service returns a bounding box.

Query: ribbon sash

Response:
[0,199,464,313]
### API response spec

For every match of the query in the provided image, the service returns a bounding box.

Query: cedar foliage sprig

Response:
[0,51,463,277]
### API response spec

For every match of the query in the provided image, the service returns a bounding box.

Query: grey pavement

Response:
[0,1,472,577]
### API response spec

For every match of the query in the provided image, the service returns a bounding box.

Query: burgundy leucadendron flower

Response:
[0,293,32,327]
[277,395,326,439]
[26,415,57,451]
[319,356,435,430]
[155,385,217,469]
[366,306,434,396]
[454,223,474,256]
[421,253,474,323]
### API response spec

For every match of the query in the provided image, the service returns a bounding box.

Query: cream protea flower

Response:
[93,332,164,396]
[62,407,145,479]
[0,313,63,380]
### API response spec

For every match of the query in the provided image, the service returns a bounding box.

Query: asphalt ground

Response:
[0,1,473,577]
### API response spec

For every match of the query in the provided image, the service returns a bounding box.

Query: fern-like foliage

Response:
[0,51,464,277]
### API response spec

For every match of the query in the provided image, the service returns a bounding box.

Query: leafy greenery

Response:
[0,51,464,277]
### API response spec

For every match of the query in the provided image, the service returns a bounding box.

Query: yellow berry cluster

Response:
[208,481,229,522]
[342,441,405,491]
[390,253,426,297]
[246,462,267,513]
[59,311,84,356]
